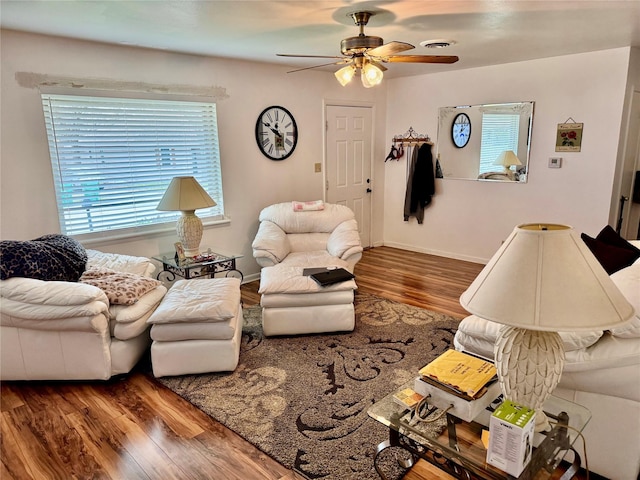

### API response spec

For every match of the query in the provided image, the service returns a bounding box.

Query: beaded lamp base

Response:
[494,325,565,432]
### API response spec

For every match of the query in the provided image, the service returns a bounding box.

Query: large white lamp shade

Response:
[156,176,216,257]
[460,224,634,431]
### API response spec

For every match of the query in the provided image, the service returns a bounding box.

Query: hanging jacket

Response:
[403,143,435,224]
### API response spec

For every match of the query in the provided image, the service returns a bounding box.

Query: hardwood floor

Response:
[1,247,486,479]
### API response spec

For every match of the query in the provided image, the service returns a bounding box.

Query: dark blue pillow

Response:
[0,234,87,281]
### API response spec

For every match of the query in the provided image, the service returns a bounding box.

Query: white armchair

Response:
[0,249,166,380]
[252,201,363,272]
[251,202,363,336]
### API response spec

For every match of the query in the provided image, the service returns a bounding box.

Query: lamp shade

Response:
[460,223,634,331]
[335,65,356,86]
[493,150,522,168]
[361,62,383,88]
[156,176,216,212]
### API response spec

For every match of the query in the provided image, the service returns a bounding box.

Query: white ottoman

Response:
[147,277,243,377]
[259,264,357,336]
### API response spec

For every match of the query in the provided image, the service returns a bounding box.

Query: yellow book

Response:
[419,349,496,398]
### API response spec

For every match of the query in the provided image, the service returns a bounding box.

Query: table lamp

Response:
[494,150,522,180]
[157,176,216,257]
[460,223,634,431]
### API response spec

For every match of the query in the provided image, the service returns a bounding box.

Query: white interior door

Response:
[622,91,640,239]
[325,105,373,247]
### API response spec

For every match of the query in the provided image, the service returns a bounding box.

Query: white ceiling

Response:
[2,0,640,79]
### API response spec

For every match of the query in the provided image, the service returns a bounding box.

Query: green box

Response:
[487,400,535,476]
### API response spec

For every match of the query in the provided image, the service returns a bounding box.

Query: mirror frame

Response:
[437,101,534,183]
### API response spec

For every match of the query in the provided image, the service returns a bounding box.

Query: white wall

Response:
[384,48,631,263]
[0,30,387,280]
[1,30,633,271]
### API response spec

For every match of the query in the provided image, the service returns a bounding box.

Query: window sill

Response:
[78,216,231,247]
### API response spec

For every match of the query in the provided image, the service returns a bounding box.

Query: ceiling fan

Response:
[277,11,459,87]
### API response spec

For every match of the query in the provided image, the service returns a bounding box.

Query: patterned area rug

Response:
[157,292,461,480]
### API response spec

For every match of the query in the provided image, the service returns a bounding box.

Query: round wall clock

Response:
[255,106,298,160]
[451,112,471,148]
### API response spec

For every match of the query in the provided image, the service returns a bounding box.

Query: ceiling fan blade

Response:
[366,41,414,58]
[385,55,459,64]
[285,59,352,73]
[277,54,346,59]
[369,60,388,72]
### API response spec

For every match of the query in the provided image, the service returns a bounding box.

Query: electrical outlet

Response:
[549,157,562,168]
[314,163,322,173]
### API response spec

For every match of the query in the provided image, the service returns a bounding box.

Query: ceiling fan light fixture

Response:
[361,62,383,88]
[280,10,459,79]
[335,64,356,86]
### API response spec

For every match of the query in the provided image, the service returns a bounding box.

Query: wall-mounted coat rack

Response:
[392,126,432,146]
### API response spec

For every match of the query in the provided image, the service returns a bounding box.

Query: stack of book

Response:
[417,349,497,400]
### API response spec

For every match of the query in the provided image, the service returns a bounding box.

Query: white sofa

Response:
[252,201,363,335]
[0,249,167,380]
[454,244,640,480]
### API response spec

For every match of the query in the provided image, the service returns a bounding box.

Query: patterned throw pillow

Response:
[80,268,161,305]
[0,234,87,281]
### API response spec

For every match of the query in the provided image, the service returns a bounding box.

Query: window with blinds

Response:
[41,94,224,238]
[479,113,520,175]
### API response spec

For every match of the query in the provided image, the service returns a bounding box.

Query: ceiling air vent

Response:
[420,39,457,49]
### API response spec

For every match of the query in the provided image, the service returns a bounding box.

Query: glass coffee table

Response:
[368,383,591,480]
[152,249,243,281]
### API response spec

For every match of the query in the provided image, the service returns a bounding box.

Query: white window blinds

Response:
[41,94,224,237]
[479,114,520,174]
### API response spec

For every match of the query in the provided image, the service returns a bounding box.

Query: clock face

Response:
[255,106,298,160]
[452,112,471,148]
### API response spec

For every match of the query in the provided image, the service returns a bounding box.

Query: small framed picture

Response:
[174,242,186,262]
[555,123,583,152]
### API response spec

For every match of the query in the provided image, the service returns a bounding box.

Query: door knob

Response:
[366,188,372,193]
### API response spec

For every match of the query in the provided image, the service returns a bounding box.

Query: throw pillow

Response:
[596,225,640,256]
[0,234,87,281]
[581,233,639,275]
[80,268,162,305]
[293,200,325,212]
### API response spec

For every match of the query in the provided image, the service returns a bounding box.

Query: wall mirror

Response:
[437,101,534,183]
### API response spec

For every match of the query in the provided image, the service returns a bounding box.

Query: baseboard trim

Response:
[241,272,260,284]
[382,241,488,265]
